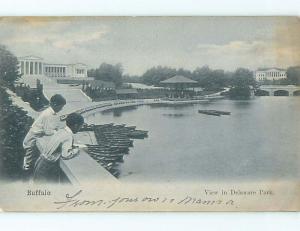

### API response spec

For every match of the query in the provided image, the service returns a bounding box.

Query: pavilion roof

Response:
[160,75,198,84]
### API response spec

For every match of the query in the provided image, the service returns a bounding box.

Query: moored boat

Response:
[198,109,231,116]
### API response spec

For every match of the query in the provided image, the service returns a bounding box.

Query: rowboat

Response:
[198,110,231,116]
[82,122,149,177]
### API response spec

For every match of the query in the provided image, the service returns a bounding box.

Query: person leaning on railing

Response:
[33,113,85,184]
[22,94,66,179]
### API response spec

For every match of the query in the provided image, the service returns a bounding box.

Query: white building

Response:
[254,68,287,82]
[18,55,88,78]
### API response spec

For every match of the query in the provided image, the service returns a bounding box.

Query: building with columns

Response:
[254,68,287,82]
[18,56,88,78]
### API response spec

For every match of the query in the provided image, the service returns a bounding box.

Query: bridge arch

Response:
[274,90,289,96]
[255,89,270,96]
[293,90,300,96]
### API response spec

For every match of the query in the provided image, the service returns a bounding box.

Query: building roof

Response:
[69,63,88,67]
[44,63,88,67]
[160,75,198,84]
[116,89,138,94]
[18,55,43,61]
[44,63,68,66]
[257,67,286,72]
[17,55,87,66]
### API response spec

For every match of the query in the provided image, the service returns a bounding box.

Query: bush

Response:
[228,86,251,100]
[0,87,33,180]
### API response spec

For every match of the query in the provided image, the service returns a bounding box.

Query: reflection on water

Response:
[162,113,186,118]
[232,100,254,109]
[85,97,300,183]
[101,106,138,117]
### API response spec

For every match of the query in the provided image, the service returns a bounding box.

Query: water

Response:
[85,97,300,183]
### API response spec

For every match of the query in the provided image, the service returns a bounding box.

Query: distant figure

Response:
[33,113,84,183]
[23,94,66,177]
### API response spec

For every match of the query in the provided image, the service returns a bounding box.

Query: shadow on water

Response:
[231,99,254,109]
[162,113,186,118]
[149,103,201,110]
[101,106,138,117]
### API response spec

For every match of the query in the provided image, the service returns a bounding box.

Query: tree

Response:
[192,66,227,90]
[230,68,255,87]
[228,86,251,99]
[201,70,226,90]
[286,66,300,85]
[0,46,33,180]
[226,68,255,100]
[192,65,211,83]
[141,66,177,86]
[122,74,142,83]
[177,68,193,79]
[89,63,123,88]
[0,88,33,180]
[0,45,20,88]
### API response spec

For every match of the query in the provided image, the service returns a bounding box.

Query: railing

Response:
[73,99,150,116]
[61,97,214,119]
[60,149,118,185]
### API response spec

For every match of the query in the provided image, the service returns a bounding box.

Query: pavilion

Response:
[160,75,198,98]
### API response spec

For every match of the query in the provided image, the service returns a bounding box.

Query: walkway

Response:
[6,89,39,118]
[18,74,92,115]
[71,98,211,118]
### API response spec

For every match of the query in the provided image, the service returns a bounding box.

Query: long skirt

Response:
[23,142,41,181]
[23,140,40,169]
[33,156,60,183]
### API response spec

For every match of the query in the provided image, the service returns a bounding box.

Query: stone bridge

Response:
[258,85,300,96]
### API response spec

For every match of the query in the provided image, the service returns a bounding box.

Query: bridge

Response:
[258,85,300,96]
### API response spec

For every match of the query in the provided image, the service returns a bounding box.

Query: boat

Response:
[81,122,150,176]
[128,130,148,139]
[198,110,231,116]
[199,110,220,116]
[213,110,231,115]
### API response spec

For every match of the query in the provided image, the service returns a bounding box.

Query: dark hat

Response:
[50,94,66,106]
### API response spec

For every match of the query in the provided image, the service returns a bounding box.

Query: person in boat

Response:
[33,113,84,183]
[22,94,66,178]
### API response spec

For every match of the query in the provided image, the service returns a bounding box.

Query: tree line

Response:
[139,65,256,89]
[88,63,256,89]
[89,63,300,89]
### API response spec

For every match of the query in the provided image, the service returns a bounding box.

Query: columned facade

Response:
[44,64,68,78]
[18,56,88,78]
[254,68,287,82]
[19,57,44,76]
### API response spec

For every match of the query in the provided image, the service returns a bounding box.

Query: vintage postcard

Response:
[0,16,299,211]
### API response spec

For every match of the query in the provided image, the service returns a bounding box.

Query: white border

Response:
[1,212,300,231]
[1,0,300,230]
[0,0,299,16]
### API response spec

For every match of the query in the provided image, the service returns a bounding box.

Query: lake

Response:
[85,97,300,183]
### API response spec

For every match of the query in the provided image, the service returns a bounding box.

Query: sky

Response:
[0,17,299,75]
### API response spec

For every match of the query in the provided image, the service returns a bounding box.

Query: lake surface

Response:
[85,97,300,183]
